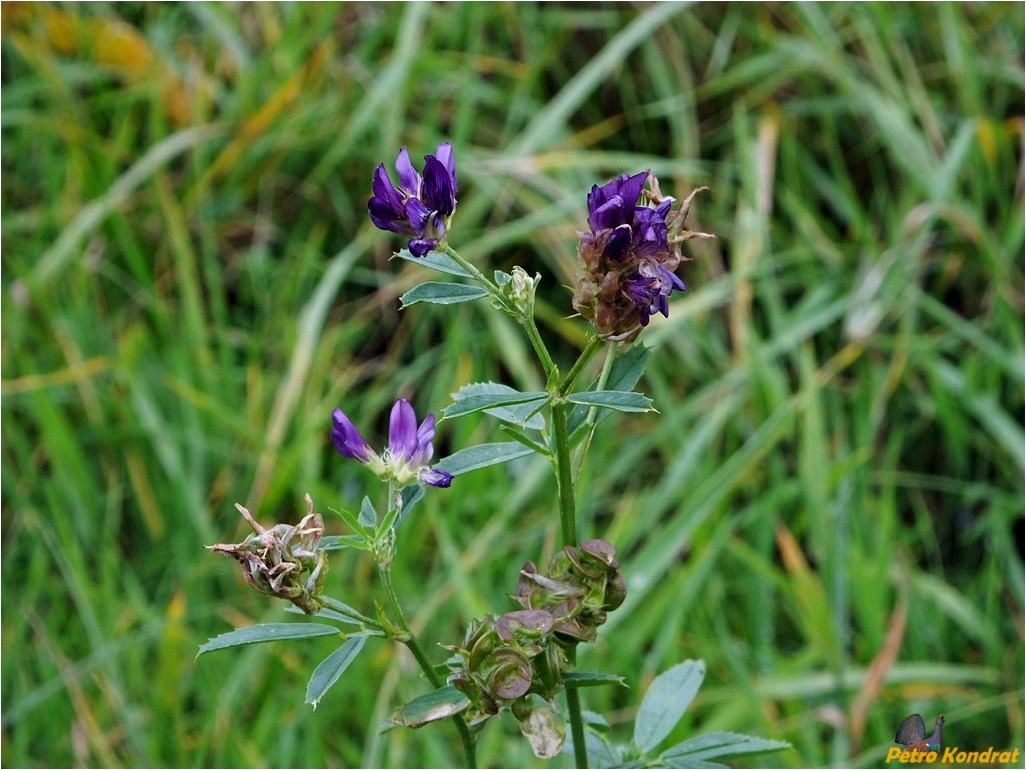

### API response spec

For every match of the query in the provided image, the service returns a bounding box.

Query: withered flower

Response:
[208,494,327,614]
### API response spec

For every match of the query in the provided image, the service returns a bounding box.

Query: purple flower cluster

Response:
[368,142,458,258]
[331,399,452,488]
[572,171,689,340]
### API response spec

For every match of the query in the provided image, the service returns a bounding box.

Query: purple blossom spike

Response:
[331,399,452,488]
[368,142,458,257]
[573,171,713,341]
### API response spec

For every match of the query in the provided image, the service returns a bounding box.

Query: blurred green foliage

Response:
[1,2,1023,767]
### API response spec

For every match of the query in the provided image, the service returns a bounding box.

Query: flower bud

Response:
[495,266,540,317]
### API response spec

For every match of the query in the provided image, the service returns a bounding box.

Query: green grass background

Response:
[2,2,1023,767]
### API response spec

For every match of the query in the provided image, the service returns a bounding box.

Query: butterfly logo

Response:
[895,713,945,752]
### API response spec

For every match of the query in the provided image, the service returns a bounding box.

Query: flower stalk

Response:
[443,244,558,383]
[550,400,589,768]
[377,560,478,767]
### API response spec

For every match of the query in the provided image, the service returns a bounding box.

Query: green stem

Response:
[525,313,559,384]
[442,244,510,310]
[378,563,477,768]
[551,401,587,768]
[443,244,557,382]
[572,342,617,479]
[550,402,578,546]
[444,242,589,766]
[560,336,603,395]
[565,648,588,769]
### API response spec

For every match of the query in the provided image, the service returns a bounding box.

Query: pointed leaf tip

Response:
[197,623,339,657]
[634,659,706,752]
[400,282,488,307]
[305,634,369,707]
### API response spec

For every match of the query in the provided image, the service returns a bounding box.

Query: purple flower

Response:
[622,262,686,327]
[331,399,452,488]
[573,171,710,341]
[368,142,458,258]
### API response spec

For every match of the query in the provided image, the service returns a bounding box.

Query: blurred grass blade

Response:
[661,732,791,763]
[30,124,224,290]
[511,1,691,154]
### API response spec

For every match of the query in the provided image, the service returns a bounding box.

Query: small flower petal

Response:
[615,171,649,212]
[602,224,633,262]
[388,399,418,462]
[395,146,420,196]
[434,141,458,194]
[413,413,436,465]
[408,238,437,257]
[331,408,375,463]
[405,197,431,237]
[418,466,453,488]
[369,165,413,235]
[587,195,627,232]
[422,155,456,217]
[659,264,686,292]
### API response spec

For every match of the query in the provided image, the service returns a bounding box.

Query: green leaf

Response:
[284,603,369,626]
[394,483,425,530]
[452,383,547,429]
[333,505,370,540]
[661,732,791,763]
[568,345,652,437]
[577,729,623,769]
[392,248,473,278]
[197,623,338,656]
[320,534,368,551]
[305,634,369,707]
[442,391,548,420]
[498,425,551,456]
[390,685,471,728]
[607,343,652,391]
[634,660,705,752]
[400,282,488,307]
[566,390,654,413]
[359,496,377,527]
[661,759,727,769]
[563,672,628,688]
[435,442,535,475]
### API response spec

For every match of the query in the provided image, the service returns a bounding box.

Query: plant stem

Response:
[565,648,588,769]
[443,243,590,766]
[560,335,603,395]
[550,402,578,547]
[550,401,588,768]
[572,342,617,479]
[378,563,478,768]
